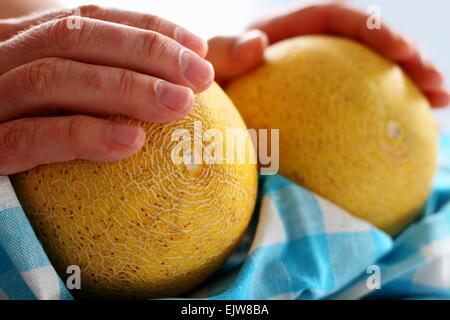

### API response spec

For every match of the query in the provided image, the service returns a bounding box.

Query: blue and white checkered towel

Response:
[1,133,450,300]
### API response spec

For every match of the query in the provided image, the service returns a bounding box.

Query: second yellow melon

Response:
[226,35,437,235]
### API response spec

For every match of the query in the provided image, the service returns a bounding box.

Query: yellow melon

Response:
[226,35,437,235]
[12,82,258,299]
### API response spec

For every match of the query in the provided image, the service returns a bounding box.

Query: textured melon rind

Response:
[12,83,258,299]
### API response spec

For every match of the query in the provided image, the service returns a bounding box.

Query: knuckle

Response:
[138,30,156,55]
[140,31,165,62]
[47,18,73,49]
[22,58,63,97]
[47,17,87,51]
[0,120,33,163]
[142,14,164,32]
[116,69,136,102]
[50,15,122,51]
[66,115,88,152]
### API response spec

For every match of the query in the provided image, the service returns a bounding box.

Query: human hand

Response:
[207,1,450,107]
[0,5,214,175]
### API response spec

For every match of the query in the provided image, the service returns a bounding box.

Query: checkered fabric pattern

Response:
[1,133,449,300]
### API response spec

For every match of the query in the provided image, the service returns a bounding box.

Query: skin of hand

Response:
[0,0,62,19]
[0,5,214,175]
[207,1,450,108]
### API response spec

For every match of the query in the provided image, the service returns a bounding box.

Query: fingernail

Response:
[156,80,194,112]
[175,27,208,57]
[236,30,268,47]
[181,50,214,91]
[109,123,145,148]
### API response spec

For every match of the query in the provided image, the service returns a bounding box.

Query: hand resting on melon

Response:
[0,3,214,175]
[208,1,450,105]
[0,1,448,176]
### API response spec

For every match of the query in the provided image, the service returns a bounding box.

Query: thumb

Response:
[206,30,268,85]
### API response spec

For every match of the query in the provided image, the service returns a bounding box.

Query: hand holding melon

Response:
[12,83,258,299]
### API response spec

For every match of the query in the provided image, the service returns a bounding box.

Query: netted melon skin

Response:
[226,35,437,235]
[13,83,258,299]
